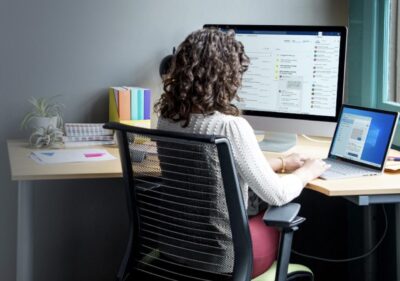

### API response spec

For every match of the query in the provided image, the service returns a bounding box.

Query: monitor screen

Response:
[204,25,346,122]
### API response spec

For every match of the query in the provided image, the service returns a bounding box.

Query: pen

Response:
[84,153,105,158]
[387,156,400,161]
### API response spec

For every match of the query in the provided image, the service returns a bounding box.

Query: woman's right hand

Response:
[292,159,331,186]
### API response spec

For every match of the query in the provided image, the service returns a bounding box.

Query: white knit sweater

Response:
[157,111,304,212]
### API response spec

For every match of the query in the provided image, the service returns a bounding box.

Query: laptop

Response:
[320,105,399,180]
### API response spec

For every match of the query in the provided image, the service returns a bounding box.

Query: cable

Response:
[301,134,331,143]
[292,205,388,263]
[122,273,131,281]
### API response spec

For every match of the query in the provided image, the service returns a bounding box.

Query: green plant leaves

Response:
[21,96,64,130]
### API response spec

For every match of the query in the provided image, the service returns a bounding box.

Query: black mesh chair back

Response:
[105,123,253,281]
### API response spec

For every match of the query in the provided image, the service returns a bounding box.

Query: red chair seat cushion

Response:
[249,212,280,278]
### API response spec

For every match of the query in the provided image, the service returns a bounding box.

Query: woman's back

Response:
[158,111,304,212]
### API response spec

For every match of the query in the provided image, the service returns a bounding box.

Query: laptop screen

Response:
[329,105,398,169]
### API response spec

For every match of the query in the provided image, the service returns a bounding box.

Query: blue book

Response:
[143,89,151,120]
[125,87,139,120]
[137,88,144,120]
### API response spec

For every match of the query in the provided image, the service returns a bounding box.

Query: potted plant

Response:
[29,126,64,148]
[21,96,64,130]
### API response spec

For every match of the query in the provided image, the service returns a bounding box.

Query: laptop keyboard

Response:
[321,159,378,179]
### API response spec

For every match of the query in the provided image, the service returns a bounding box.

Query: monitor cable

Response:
[292,205,388,263]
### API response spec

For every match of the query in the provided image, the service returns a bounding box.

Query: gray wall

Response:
[0,1,348,280]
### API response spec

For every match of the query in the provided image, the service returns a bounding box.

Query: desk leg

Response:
[363,206,377,281]
[16,181,34,281]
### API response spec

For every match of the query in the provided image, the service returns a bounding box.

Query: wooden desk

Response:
[7,137,400,281]
[264,135,400,201]
[10,137,400,196]
[8,140,122,181]
[7,140,123,281]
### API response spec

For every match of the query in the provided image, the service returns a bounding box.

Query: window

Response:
[348,0,400,145]
[389,0,400,103]
[374,0,400,112]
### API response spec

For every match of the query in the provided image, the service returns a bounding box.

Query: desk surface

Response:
[7,140,122,181]
[264,136,400,196]
[7,137,400,196]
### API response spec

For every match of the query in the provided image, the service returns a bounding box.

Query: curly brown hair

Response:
[155,28,250,127]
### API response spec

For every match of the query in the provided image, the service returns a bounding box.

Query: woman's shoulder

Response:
[215,112,252,128]
[157,116,184,131]
[208,112,255,137]
[157,112,253,134]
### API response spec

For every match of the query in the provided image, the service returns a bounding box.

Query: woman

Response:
[155,28,330,277]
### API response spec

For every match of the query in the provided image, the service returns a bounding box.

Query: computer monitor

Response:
[204,25,347,151]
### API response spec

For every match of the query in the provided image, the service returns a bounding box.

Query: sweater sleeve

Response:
[220,117,304,206]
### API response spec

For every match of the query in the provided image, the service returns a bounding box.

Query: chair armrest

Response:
[263,203,305,229]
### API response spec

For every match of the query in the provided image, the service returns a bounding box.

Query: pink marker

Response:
[84,153,105,158]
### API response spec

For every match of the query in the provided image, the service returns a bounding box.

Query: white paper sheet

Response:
[30,149,116,164]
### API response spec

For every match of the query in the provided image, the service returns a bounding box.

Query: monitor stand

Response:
[257,131,297,152]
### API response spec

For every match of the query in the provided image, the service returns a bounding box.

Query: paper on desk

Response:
[385,161,400,172]
[384,149,400,172]
[30,149,116,164]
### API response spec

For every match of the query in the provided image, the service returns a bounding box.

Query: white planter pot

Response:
[29,116,58,129]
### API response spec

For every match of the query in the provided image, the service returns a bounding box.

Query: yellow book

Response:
[109,87,120,122]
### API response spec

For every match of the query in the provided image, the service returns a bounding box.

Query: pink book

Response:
[118,87,131,120]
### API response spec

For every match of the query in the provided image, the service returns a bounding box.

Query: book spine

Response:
[64,123,113,136]
[129,87,139,120]
[109,88,119,122]
[63,140,116,148]
[143,89,151,120]
[118,88,131,120]
[137,88,144,120]
[112,87,119,108]
[63,135,114,142]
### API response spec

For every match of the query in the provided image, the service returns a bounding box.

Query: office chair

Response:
[105,122,313,281]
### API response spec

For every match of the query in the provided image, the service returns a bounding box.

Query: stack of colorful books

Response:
[109,87,151,128]
[63,123,115,147]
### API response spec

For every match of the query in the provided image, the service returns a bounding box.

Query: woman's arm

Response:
[221,117,328,206]
[268,158,282,172]
[221,117,303,206]
[268,154,307,172]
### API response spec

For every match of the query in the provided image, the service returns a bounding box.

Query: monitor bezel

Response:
[203,24,347,123]
[327,104,399,171]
